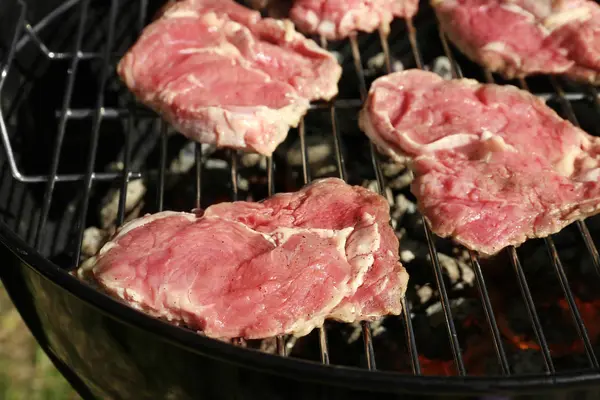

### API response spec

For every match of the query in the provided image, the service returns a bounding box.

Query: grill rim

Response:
[3,0,600,394]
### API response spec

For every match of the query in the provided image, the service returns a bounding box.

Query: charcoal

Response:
[437,253,474,288]
[380,160,406,178]
[416,284,433,304]
[365,52,404,78]
[81,227,110,260]
[388,170,413,190]
[362,180,394,205]
[240,153,264,168]
[431,56,453,80]
[99,179,146,229]
[286,135,334,167]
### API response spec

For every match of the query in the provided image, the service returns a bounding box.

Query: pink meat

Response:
[117,0,341,156]
[359,69,600,255]
[204,178,408,322]
[79,178,408,338]
[432,0,600,84]
[289,0,420,40]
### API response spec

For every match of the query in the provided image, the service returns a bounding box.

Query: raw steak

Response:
[359,69,600,255]
[78,178,408,338]
[289,0,420,40]
[205,177,408,322]
[117,0,341,156]
[432,0,600,84]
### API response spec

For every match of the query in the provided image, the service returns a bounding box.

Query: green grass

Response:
[0,283,79,400]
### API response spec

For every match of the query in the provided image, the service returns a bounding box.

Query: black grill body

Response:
[3,0,600,398]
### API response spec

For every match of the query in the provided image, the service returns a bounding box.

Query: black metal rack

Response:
[1,0,600,396]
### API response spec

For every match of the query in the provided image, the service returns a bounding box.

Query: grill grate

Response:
[2,0,600,383]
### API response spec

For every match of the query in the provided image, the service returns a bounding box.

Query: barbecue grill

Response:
[2,0,600,398]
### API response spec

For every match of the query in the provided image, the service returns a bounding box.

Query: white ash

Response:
[331,51,343,65]
[170,142,195,174]
[396,194,417,214]
[205,159,229,170]
[363,180,394,205]
[417,284,434,304]
[392,60,404,73]
[259,337,277,354]
[106,161,124,172]
[387,170,414,190]
[240,153,265,169]
[285,336,298,352]
[81,227,110,258]
[365,53,404,76]
[438,253,475,288]
[286,135,333,167]
[100,179,146,229]
[432,56,453,80]
[237,176,250,191]
[381,161,405,178]
[399,238,474,288]
[170,142,216,174]
[426,297,480,322]
[400,249,415,263]
[367,53,387,72]
[315,164,338,178]
[347,318,386,344]
[392,194,417,226]
[258,336,297,355]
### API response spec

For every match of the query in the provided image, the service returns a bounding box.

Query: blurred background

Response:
[0,284,78,400]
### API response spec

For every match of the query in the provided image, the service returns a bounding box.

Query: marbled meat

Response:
[432,0,600,84]
[117,0,341,156]
[78,178,408,339]
[289,0,420,40]
[359,69,600,255]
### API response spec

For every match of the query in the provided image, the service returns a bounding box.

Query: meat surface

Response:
[289,0,420,40]
[432,0,600,84]
[78,178,408,338]
[117,0,341,156]
[359,69,600,255]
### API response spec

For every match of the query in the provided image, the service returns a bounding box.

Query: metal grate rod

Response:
[508,247,555,373]
[195,143,202,209]
[263,153,287,356]
[481,71,556,372]
[227,147,262,350]
[348,32,386,371]
[112,0,148,229]
[512,76,599,369]
[297,117,330,364]
[436,30,463,79]
[72,0,119,267]
[405,19,423,70]
[298,119,311,184]
[157,123,168,212]
[57,100,364,120]
[402,24,468,376]
[34,0,90,250]
[377,26,421,375]
[423,223,466,375]
[469,252,511,375]
[329,104,346,181]
[266,156,274,198]
[545,238,599,368]
[548,77,600,278]
[230,149,239,201]
[429,40,511,372]
[439,27,557,374]
[116,115,134,225]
